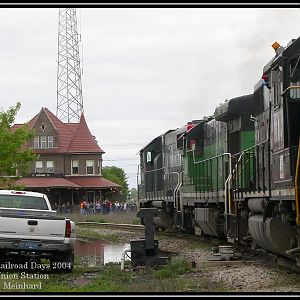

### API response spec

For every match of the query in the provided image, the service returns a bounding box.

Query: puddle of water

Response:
[74,239,131,267]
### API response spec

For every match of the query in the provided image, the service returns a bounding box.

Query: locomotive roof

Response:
[139,135,162,153]
[263,37,300,74]
[139,128,177,152]
[214,94,254,122]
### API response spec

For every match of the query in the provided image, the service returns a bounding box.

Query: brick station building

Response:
[11,107,120,210]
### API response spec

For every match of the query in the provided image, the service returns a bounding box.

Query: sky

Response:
[1,6,300,188]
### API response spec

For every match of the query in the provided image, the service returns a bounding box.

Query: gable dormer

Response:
[30,108,58,149]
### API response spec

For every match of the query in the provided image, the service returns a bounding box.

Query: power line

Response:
[101,142,144,146]
[103,158,138,161]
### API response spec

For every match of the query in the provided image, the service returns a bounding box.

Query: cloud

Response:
[1,7,300,188]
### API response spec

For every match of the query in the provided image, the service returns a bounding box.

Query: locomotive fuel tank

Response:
[248,213,296,260]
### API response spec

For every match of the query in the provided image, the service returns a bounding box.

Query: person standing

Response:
[95,201,101,214]
[65,202,70,214]
[80,200,84,215]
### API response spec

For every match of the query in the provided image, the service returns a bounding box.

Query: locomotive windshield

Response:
[289,86,300,100]
[288,54,300,100]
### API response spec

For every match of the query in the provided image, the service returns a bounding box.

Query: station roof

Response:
[67,176,121,189]
[15,176,120,189]
[15,177,81,188]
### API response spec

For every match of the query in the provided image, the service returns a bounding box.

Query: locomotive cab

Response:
[244,38,300,262]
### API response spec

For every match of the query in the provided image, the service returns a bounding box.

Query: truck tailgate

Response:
[0,213,67,241]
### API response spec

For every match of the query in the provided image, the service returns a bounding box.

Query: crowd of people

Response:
[52,202,71,214]
[52,199,136,215]
[79,200,136,215]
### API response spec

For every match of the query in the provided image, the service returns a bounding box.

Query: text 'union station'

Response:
[11,107,120,208]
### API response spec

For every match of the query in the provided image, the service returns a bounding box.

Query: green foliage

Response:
[76,227,119,242]
[129,187,137,200]
[61,264,132,292]
[131,218,140,225]
[154,259,191,279]
[0,102,37,178]
[102,166,129,201]
[0,177,25,190]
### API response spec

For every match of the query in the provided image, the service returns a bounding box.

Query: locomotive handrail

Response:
[189,149,230,166]
[187,149,232,216]
[295,136,300,225]
[167,171,181,212]
[178,171,183,214]
[136,164,141,185]
[281,85,300,96]
[231,139,270,195]
[231,139,269,159]
[227,152,245,215]
[142,166,183,206]
[143,167,165,173]
[231,151,245,179]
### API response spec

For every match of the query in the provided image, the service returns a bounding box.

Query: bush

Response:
[154,259,191,279]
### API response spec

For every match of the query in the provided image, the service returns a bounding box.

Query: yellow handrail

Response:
[295,136,300,225]
[281,85,300,96]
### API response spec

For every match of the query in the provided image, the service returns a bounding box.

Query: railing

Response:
[167,171,181,212]
[184,150,231,190]
[138,166,182,204]
[183,150,232,214]
[231,140,270,200]
[138,140,270,217]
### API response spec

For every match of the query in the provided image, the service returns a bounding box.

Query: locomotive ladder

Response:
[226,152,244,215]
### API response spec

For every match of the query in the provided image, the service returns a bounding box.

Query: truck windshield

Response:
[0,195,48,210]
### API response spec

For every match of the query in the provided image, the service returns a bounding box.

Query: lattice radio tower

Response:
[56,8,84,123]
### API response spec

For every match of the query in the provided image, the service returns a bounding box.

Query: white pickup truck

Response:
[0,190,76,272]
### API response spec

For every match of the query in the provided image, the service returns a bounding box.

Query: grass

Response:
[0,261,231,293]
[75,226,119,243]
[60,211,140,225]
[154,258,191,279]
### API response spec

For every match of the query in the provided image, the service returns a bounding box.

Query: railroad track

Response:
[76,221,145,231]
[76,221,300,272]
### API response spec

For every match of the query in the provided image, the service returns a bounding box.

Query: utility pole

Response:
[56,8,84,123]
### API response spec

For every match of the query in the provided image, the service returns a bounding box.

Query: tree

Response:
[102,166,129,201]
[0,102,37,187]
[129,188,137,200]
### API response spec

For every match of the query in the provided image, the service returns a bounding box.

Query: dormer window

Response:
[40,136,47,148]
[34,136,39,148]
[33,136,54,149]
[48,136,54,148]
